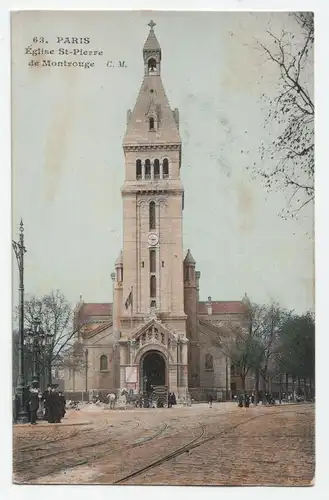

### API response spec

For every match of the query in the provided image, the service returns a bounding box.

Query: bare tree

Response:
[253,12,314,217]
[20,290,78,384]
[210,302,288,403]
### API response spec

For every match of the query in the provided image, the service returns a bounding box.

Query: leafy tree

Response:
[253,12,314,217]
[276,311,315,397]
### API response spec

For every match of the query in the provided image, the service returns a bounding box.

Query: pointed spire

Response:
[123,22,180,147]
[115,250,123,267]
[143,20,161,52]
[184,249,196,265]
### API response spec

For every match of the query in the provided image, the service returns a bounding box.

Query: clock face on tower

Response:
[148,232,159,246]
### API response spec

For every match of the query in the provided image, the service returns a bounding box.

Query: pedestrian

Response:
[244,393,250,408]
[58,391,66,419]
[28,384,40,425]
[171,392,177,406]
[168,392,172,408]
[52,385,62,423]
[238,394,244,408]
[207,393,214,408]
[42,384,52,421]
[47,385,61,423]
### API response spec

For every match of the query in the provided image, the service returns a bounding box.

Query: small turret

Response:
[242,292,251,307]
[115,250,123,282]
[184,249,196,283]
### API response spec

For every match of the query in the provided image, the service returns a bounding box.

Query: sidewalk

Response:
[14,420,91,428]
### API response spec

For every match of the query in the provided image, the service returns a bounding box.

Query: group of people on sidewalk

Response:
[28,383,66,425]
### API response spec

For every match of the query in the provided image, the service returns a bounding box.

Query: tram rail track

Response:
[14,404,311,484]
[14,420,168,482]
[113,406,305,484]
[14,419,142,467]
[14,415,141,455]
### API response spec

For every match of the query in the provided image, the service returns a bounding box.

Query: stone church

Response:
[64,22,250,401]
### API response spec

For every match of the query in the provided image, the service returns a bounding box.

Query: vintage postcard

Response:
[11,10,314,486]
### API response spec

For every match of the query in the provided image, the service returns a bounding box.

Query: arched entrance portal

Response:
[141,350,166,393]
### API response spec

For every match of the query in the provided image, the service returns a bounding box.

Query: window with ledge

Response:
[154,159,160,179]
[150,249,156,273]
[163,158,169,179]
[150,275,156,298]
[100,355,108,371]
[205,354,214,372]
[145,159,151,180]
[149,117,155,130]
[136,159,142,180]
[149,201,156,230]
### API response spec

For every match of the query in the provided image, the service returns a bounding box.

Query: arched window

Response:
[149,117,154,130]
[205,354,213,371]
[231,364,236,376]
[150,275,156,297]
[163,158,169,178]
[154,159,160,179]
[136,159,142,180]
[100,355,108,371]
[149,201,156,230]
[145,159,151,180]
[148,58,157,74]
[150,249,156,273]
[150,300,156,308]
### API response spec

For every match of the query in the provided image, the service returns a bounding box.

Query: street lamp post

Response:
[24,314,53,419]
[12,219,29,423]
[85,348,88,396]
[24,313,53,391]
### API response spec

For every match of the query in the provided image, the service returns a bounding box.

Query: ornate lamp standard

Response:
[12,219,29,423]
[24,309,53,419]
[24,304,53,388]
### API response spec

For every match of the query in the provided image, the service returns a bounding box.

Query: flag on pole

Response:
[125,288,133,310]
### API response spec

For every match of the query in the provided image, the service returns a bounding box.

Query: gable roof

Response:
[76,300,245,322]
[199,301,246,315]
[82,321,113,340]
[131,317,178,341]
[77,303,113,321]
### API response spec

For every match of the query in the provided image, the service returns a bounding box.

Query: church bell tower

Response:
[115,22,188,400]
[121,21,186,320]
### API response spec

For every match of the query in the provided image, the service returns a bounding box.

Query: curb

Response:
[14,421,92,428]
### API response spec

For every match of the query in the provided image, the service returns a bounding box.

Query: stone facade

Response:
[62,23,249,401]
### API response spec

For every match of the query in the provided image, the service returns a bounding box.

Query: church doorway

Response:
[141,350,166,393]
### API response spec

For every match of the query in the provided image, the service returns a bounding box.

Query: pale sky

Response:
[11,10,314,314]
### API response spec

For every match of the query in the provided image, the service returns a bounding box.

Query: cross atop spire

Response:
[148,20,156,30]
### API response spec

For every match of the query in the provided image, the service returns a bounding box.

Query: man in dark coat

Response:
[42,384,52,420]
[244,393,250,408]
[52,385,62,423]
[58,392,66,419]
[168,392,172,408]
[207,393,214,408]
[47,385,61,423]
[171,392,177,405]
[29,385,40,425]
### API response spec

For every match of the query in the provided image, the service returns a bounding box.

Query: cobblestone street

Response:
[13,402,315,486]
